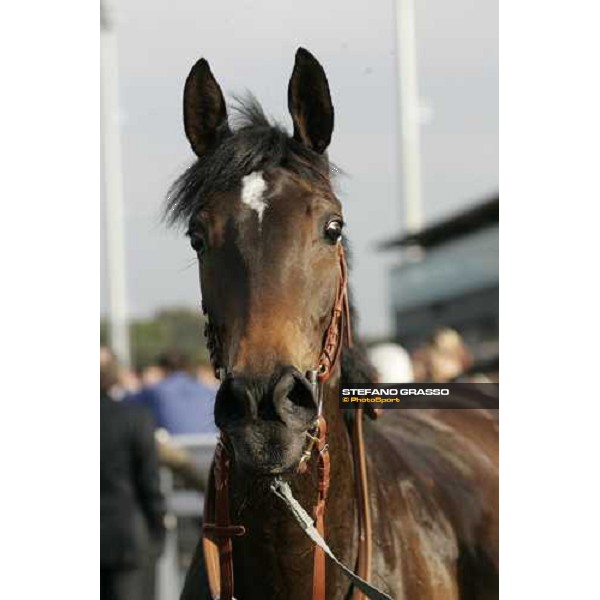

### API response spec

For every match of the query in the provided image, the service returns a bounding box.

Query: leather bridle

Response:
[200,243,376,600]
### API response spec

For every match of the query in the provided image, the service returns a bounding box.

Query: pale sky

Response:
[100,0,498,338]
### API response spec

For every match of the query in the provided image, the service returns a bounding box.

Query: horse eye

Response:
[189,233,206,256]
[325,219,343,243]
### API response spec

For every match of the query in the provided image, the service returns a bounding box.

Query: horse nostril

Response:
[287,375,317,410]
[214,376,255,428]
[272,368,318,421]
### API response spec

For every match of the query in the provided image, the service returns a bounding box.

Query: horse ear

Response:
[183,58,229,157]
[287,48,334,154]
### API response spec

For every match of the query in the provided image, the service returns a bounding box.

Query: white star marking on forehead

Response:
[241,171,268,226]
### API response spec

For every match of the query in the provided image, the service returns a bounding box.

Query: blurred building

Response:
[380,195,498,366]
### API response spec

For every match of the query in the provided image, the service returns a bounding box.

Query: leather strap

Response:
[312,415,330,599]
[351,409,372,600]
[317,244,352,383]
[311,244,349,596]
[202,438,246,600]
[202,469,220,599]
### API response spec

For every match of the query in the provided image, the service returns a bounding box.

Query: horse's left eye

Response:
[325,219,343,244]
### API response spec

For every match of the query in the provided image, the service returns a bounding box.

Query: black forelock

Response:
[165,95,335,226]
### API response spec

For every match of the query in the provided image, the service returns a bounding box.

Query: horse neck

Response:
[230,377,358,600]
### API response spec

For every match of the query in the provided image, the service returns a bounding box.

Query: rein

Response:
[200,244,381,600]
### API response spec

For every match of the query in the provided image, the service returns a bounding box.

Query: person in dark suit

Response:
[101,348,166,600]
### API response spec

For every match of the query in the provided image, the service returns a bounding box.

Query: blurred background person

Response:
[100,346,119,396]
[118,366,142,395]
[412,328,474,383]
[140,363,166,388]
[368,342,414,383]
[129,349,217,434]
[101,348,166,600]
[410,345,431,383]
[101,345,142,398]
[429,328,473,382]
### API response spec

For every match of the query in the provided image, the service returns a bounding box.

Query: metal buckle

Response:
[298,419,321,467]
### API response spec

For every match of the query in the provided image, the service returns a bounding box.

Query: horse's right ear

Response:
[183,58,229,157]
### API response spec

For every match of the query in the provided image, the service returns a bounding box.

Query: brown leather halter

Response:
[201,243,376,600]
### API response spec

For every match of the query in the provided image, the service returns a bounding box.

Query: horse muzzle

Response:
[214,365,318,474]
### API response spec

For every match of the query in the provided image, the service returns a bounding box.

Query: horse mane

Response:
[166,95,376,385]
[341,339,377,385]
[165,95,334,227]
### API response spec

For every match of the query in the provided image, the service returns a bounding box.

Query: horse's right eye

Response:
[189,234,206,256]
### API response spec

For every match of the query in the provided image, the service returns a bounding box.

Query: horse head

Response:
[168,48,348,476]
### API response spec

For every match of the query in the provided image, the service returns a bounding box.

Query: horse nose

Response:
[214,367,317,430]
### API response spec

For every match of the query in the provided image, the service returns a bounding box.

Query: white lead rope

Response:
[270,479,393,600]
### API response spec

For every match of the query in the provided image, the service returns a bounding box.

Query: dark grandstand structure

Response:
[379,195,499,366]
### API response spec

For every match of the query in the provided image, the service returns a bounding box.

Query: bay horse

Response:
[167,48,498,600]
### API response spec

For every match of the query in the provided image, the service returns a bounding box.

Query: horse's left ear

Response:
[288,48,334,154]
